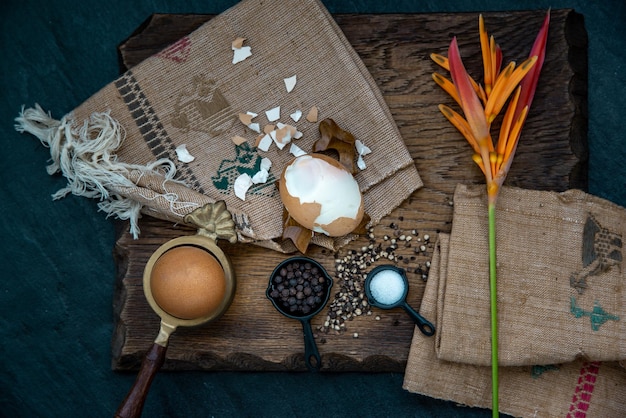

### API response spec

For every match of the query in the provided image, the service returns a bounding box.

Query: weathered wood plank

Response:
[112,10,587,371]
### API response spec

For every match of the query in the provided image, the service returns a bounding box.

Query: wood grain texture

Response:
[112,10,587,372]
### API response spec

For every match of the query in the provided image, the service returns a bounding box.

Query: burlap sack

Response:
[15,0,421,252]
[403,233,626,417]
[432,184,625,366]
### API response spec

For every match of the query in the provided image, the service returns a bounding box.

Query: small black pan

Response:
[365,264,435,336]
[266,256,333,372]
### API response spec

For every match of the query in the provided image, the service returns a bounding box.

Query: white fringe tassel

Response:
[15,104,179,238]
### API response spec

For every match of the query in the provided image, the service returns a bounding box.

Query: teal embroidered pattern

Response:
[570,297,620,331]
[211,142,277,198]
[531,364,559,379]
[530,364,559,379]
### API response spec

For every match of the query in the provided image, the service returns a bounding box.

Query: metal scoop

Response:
[115,202,237,418]
[266,256,333,372]
[365,264,435,336]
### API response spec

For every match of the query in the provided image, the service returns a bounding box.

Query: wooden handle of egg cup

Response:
[114,339,169,418]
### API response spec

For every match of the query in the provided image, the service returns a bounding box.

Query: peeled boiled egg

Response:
[150,245,227,320]
[279,153,364,237]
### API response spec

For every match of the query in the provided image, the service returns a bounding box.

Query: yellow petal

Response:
[489,151,499,178]
[472,153,487,176]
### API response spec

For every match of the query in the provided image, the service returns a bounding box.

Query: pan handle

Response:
[401,301,436,336]
[115,342,167,418]
[301,319,322,372]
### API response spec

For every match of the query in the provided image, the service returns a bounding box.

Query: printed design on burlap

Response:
[169,75,236,137]
[114,71,204,193]
[531,364,559,379]
[568,214,621,330]
[570,297,619,331]
[567,361,601,418]
[211,142,277,198]
[570,214,622,293]
[157,36,191,63]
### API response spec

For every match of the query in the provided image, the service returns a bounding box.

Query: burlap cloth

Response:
[403,184,626,417]
[16,0,421,252]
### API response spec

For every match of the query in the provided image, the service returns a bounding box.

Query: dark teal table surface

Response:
[2,1,625,417]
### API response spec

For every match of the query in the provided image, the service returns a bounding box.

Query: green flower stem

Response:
[488,202,499,417]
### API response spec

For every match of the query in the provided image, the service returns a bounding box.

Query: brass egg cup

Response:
[143,234,236,337]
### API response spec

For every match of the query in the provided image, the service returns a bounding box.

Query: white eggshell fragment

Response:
[260,157,272,171]
[290,110,302,122]
[232,47,252,64]
[357,155,367,170]
[175,144,195,163]
[265,106,281,122]
[289,143,307,157]
[355,139,372,170]
[279,153,364,237]
[248,122,261,133]
[234,173,253,200]
[232,38,252,64]
[252,169,269,184]
[257,134,273,151]
[284,75,297,93]
[252,157,272,184]
[355,139,372,156]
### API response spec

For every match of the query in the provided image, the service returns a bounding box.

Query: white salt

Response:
[368,269,405,305]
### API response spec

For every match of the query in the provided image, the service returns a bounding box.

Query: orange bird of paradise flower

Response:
[432,11,550,205]
[430,11,550,417]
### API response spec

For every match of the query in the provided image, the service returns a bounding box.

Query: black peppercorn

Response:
[269,259,331,316]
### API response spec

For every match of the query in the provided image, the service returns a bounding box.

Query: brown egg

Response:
[279,153,364,237]
[150,246,227,320]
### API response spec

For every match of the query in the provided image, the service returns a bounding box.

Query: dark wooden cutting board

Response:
[112,9,587,372]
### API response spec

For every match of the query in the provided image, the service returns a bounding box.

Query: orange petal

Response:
[490,36,499,90]
[432,54,486,103]
[479,15,493,94]
[496,86,522,157]
[432,73,461,106]
[430,53,449,71]
[438,104,481,154]
[504,105,529,163]
[485,56,537,122]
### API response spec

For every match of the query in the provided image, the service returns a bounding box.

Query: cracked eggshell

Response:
[279,153,364,237]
